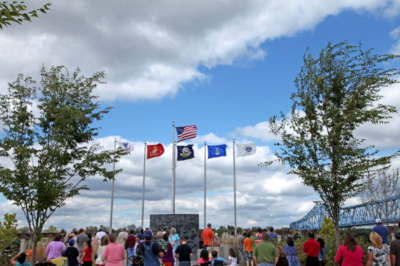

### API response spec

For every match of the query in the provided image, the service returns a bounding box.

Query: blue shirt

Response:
[373,225,389,244]
[212,257,228,266]
[268,232,277,239]
[16,262,30,266]
[170,234,180,249]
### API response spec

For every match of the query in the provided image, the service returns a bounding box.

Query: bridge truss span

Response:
[290,195,400,231]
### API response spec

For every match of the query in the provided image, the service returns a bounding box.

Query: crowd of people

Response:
[8,219,400,266]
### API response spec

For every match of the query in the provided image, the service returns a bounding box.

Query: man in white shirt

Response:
[96,230,106,243]
[117,227,129,244]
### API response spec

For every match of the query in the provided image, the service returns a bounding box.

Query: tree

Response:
[0,66,123,264]
[361,168,400,226]
[267,41,400,248]
[0,213,18,266]
[18,225,30,234]
[0,1,51,29]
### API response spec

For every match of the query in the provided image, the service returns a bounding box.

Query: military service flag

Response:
[177,145,195,161]
[235,143,256,157]
[117,142,134,153]
[147,143,164,159]
[207,144,227,159]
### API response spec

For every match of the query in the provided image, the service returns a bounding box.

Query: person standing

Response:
[244,232,254,266]
[268,227,277,242]
[46,234,66,260]
[170,228,181,260]
[239,231,246,264]
[390,229,400,266]
[102,234,126,266]
[64,238,79,266]
[97,230,107,243]
[373,219,389,258]
[118,227,129,245]
[284,237,300,266]
[79,238,93,266]
[334,233,364,266]
[252,233,279,266]
[366,232,388,266]
[138,231,164,266]
[228,248,237,266]
[174,236,193,266]
[303,232,320,266]
[162,233,175,266]
[76,228,88,255]
[201,223,215,249]
[316,238,326,266]
[95,235,109,266]
[126,230,136,266]
[86,228,93,240]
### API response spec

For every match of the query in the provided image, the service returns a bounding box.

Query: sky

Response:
[0,0,400,231]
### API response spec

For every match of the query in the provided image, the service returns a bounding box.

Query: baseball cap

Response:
[136,233,142,239]
[68,238,75,245]
[375,218,382,224]
[144,231,152,239]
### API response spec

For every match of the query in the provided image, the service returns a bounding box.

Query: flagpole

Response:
[110,138,116,232]
[141,141,147,229]
[233,139,237,236]
[172,120,176,214]
[204,141,207,229]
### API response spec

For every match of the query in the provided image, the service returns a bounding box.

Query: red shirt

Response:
[127,235,136,248]
[303,239,320,257]
[334,245,364,266]
[83,247,93,261]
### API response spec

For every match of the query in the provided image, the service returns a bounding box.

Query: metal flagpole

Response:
[110,138,116,232]
[204,141,207,229]
[172,120,176,214]
[141,141,147,229]
[233,139,237,236]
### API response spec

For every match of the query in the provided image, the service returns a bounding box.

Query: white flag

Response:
[117,142,134,153]
[235,143,256,157]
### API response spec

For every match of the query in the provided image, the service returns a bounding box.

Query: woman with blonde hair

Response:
[276,246,289,266]
[95,235,109,266]
[366,232,388,266]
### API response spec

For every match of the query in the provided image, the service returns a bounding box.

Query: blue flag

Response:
[177,145,195,161]
[207,144,227,159]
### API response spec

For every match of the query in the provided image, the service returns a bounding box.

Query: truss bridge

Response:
[289,195,400,231]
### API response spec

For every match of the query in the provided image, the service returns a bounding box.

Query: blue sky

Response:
[0,0,399,230]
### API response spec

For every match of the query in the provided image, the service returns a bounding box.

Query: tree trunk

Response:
[334,216,341,249]
[30,232,38,265]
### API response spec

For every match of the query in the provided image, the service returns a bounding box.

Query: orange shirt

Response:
[28,249,32,260]
[244,238,253,252]
[201,228,215,246]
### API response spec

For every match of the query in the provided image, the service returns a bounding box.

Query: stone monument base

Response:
[150,214,199,261]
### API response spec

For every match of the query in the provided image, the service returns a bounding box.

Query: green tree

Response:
[267,41,399,248]
[0,66,123,264]
[0,1,50,29]
[43,225,57,233]
[0,213,18,266]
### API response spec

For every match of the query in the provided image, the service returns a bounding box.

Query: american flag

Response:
[176,125,197,142]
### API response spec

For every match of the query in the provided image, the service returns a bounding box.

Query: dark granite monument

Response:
[150,214,199,260]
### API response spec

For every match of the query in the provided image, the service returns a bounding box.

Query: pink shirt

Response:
[102,242,125,266]
[334,245,364,266]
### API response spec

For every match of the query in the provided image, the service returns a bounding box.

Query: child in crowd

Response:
[79,238,93,266]
[95,235,109,266]
[244,232,254,266]
[227,248,237,266]
[11,252,30,266]
[174,236,193,266]
[198,249,210,266]
[64,238,79,266]
[211,250,227,266]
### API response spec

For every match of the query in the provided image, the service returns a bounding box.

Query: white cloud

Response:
[0,0,398,101]
[390,27,400,39]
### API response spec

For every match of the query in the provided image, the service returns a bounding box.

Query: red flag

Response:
[147,143,164,159]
